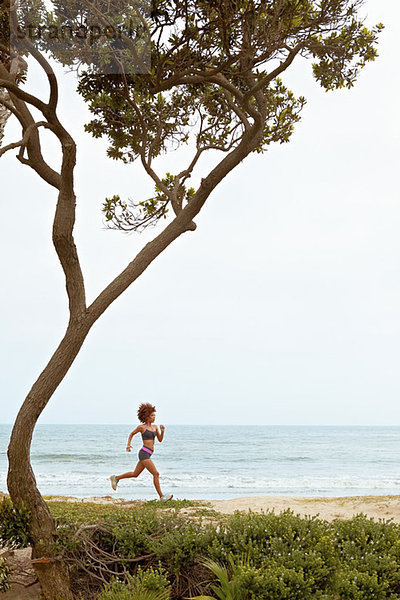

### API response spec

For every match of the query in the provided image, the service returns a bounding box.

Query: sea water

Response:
[1,425,400,500]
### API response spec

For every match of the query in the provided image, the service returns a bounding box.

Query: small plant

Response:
[153,522,215,574]
[190,555,248,600]
[190,553,316,600]
[0,497,32,548]
[0,557,11,593]
[98,565,172,600]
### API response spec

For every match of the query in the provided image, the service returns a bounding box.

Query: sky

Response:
[0,0,399,426]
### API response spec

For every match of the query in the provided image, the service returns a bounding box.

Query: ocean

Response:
[1,425,400,500]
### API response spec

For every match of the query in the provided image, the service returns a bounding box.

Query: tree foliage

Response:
[29,0,383,232]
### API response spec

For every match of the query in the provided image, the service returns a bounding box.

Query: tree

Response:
[0,0,382,598]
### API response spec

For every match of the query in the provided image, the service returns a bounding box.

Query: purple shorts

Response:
[138,446,153,461]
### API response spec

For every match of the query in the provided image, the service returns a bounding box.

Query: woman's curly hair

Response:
[137,402,156,423]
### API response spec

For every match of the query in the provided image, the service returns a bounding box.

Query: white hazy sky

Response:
[1,0,399,426]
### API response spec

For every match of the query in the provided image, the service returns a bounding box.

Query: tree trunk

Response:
[7,318,92,600]
[0,88,11,147]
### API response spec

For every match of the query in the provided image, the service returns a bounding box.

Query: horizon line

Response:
[1,423,400,427]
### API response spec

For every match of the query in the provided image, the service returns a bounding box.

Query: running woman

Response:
[109,403,173,502]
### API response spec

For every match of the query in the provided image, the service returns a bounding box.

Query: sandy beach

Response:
[35,494,400,523]
[207,495,400,522]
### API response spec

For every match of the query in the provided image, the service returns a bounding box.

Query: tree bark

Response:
[0,88,11,147]
[7,321,92,600]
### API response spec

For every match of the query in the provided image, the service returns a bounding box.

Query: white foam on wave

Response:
[6,470,397,496]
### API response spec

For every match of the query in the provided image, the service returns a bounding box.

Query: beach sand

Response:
[2,490,399,521]
[207,495,400,522]
[35,493,400,522]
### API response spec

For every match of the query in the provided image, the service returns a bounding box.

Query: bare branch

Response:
[140,153,171,199]
[221,86,251,132]
[0,62,62,189]
[0,138,20,158]
[177,146,205,182]
[0,120,52,158]
[0,77,49,115]
[0,93,23,122]
[0,89,13,147]
[8,9,59,113]
[243,43,304,103]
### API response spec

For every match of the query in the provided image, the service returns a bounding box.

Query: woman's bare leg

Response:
[116,461,145,481]
[143,459,162,497]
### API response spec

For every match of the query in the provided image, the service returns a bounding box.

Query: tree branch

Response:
[53,137,87,321]
[0,93,23,122]
[243,42,304,103]
[87,109,266,323]
[0,77,49,115]
[0,121,53,158]
[9,16,59,112]
[221,86,251,132]
[177,146,205,182]
[0,138,21,158]
[0,63,62,189]
[0,46,86,319]
[83,0,151,72]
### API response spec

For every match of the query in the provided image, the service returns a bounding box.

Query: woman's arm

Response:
[156,424,165,442]
[126,425,143,451]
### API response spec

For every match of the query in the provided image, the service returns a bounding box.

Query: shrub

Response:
[0,557,11,593]
[192,554,323,600]
[0,497,32,548]
[207,510,338,595]
[336,568,388,599]
[333,514,400,598]
[98,565,171,600]
[190,556,248,600]
[152,522,216,574]
[42,500,400,600]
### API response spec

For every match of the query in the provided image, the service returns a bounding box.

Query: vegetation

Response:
[1,496,400,599]
[98,567,172,600]
[0,556,11,593]
[0,496,33,548]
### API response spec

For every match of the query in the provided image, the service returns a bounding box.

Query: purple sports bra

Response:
[141,425,156,441]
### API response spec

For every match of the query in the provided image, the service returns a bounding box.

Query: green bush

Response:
[0,497,32,548]
[192,553,329,600]
[336,568,389,599]
[207,510,338,596]
[0,557,11,593]
[237,561,317,600]
[98,565,171,600]
[152,522,216,574]
[333,515,400,598]
[191,556,248,600]
[43,500,400,600]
